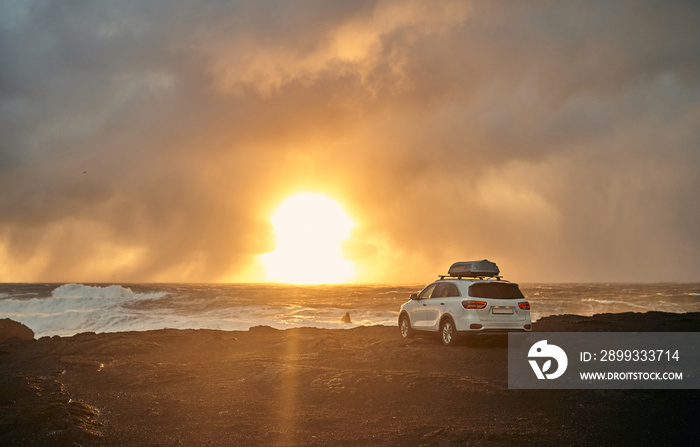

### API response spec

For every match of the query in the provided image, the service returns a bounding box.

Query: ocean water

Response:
[0,283,699,338]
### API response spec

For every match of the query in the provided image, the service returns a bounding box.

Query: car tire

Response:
[440,316,460,347]
[399,314,414,339]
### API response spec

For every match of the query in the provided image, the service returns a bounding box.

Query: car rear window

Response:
[468,283,524,299]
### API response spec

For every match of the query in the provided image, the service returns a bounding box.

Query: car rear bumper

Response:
[458,327,531,335]
[454,315,532,332]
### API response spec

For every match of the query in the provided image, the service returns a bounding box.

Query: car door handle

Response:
[422,303,427,306]
[440,303,445,305]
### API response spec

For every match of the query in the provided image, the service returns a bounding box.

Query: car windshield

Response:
[469,283,524,299]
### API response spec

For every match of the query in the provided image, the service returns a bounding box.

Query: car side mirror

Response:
[410,293,419,300]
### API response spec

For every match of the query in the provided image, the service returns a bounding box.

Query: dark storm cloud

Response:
[1,0,699,281]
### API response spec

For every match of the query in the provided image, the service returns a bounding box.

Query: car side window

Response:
[418,284,437,300]
[433,283,460,298]
[445,283,460,297]
[433,283,448,298]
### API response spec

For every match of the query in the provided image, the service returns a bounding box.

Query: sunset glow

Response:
[2,1,699,283]
[260,194,355,284]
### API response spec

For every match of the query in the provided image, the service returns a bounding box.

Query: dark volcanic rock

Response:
[534,311,700,332]
[248,325,279,333]
[1,312,699,446]
[0,318,34,342]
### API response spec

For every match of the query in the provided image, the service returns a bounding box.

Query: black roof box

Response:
[448,260,500,278]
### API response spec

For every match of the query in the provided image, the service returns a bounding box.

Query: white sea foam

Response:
[0,284,169,337]
[580,298,651,309]
[0,283,399,337]
[51,283,167,301]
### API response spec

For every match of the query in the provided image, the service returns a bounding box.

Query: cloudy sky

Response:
[1,0,699,283]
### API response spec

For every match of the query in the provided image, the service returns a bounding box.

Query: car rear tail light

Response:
[518,301,530,310]
[462,300,487,309]
[524,324,531,330]
[470,324,482,329]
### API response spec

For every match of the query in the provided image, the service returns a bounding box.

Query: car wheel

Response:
[399,314,414,339]
[440,317,459,347]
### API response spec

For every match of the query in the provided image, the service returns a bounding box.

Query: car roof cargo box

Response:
[448,260,500,278]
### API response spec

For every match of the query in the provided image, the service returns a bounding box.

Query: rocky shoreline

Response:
[1,312,699,446]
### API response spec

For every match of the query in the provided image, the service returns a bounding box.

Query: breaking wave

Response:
[0,284,169,337]
[0,283,402,337]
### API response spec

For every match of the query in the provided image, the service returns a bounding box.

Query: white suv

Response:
[398,260,532,346]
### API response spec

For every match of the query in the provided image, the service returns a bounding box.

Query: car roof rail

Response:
[438,275,503,281]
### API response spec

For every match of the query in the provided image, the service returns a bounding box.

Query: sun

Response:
[260,193,356,284]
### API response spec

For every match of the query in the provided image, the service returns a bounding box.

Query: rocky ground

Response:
[1,312,699,446]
